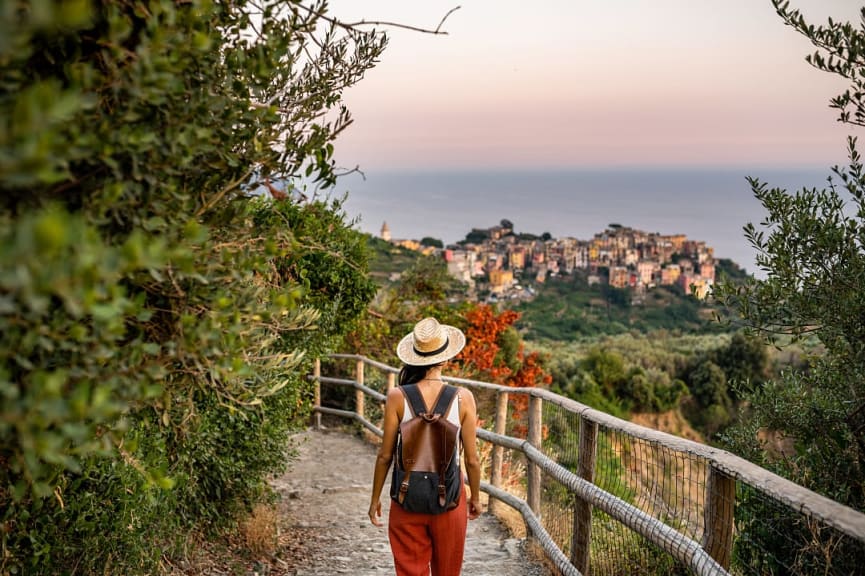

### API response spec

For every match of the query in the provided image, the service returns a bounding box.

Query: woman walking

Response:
[368,317,483,576]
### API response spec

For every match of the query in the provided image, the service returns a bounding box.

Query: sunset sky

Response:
[327,1,861,171]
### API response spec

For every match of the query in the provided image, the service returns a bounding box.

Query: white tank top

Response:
[401,387,461,426]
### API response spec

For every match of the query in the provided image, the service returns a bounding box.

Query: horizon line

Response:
[341,163,839,174]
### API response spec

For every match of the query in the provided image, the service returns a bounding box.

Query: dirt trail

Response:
[274,429,549,576]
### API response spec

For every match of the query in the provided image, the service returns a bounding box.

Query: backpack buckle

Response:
[398,480,410,504]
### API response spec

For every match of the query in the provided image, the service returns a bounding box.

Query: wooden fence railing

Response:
[311,354,865,576]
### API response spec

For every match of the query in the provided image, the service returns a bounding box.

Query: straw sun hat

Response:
[396,317,466,366]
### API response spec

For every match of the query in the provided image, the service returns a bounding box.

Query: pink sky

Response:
[327,0,861,170]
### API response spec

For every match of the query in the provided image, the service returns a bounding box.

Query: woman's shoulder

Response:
[454,385,476,405]
[385,386,405,406]
[385,386,406,421]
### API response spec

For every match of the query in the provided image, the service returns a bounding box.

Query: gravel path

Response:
[275,429,550,576]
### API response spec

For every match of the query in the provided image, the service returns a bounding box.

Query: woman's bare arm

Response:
[459,387,483,519]
[368,387,402,526]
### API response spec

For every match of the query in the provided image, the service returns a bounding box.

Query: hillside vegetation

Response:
[366,236,434,286]
[516,278,728,339]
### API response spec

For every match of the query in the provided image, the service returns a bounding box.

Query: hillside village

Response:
[381,219,717,301]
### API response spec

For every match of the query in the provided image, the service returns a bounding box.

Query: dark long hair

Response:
[398,361,447,386]
[398,364,428,386]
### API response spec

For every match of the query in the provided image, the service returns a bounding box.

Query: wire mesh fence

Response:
[314,355,865,576]
[732,482,865,575]
[539,398,717,575]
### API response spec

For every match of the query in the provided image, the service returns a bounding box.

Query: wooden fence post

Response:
[355,359,365,422]
[572,417,598,574]
[702,466,735,570]
[313,358,321,430]
[527,394,543,517]
[489,390,509,515]
[378,372,396,432]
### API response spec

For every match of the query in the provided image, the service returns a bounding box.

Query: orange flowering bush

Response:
[455,304,551,438]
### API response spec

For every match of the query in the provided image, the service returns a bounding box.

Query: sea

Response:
[327,167,835,277]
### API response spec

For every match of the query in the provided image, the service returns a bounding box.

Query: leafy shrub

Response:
[621,368,688,412]
[0,0,383,572]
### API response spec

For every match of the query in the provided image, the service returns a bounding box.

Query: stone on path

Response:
[274,429,549,576]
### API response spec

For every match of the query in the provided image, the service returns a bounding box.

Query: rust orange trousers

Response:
[388,488,468,576]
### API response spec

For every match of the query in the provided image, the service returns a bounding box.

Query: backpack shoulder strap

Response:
[432,384,458,417]
[399,384,427,417]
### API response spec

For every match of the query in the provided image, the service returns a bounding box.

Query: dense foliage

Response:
[538,331,772,433]
[713,1,865,571]
[678,332,771,435]
[516,276,732,340]
[0,0,383,572]
[716,0,865,508]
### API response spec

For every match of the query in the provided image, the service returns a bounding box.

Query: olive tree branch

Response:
[304,4,461,36]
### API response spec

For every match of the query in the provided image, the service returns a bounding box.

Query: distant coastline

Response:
[338,167,833,278]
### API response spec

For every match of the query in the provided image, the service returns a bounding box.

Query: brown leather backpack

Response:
[390,384,461,514]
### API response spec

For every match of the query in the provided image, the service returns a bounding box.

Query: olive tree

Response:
[714,2,865,571]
